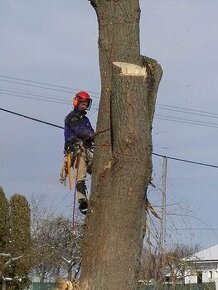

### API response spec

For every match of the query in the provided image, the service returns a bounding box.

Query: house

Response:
[184,244,218,287]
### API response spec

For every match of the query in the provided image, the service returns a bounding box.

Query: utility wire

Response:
[1,106,218,169]
[0,84,70,101]
[0,78,74,94]
[158,103,218,118]
[0,74,100,98]
[169,228,218,231]
[0,90,70,105]
[1,74,218,116]
[156,114,218,129]
[1,73,218,119]
[157,107,218,119]
[0,107,64,129]
[2,91,218,128]
[0,74,82,91]
[152,152,218,169]
[0,91,99,109]
[1,88,216,126]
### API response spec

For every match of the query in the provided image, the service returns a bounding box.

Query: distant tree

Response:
[30,194,55,236]
[0,191,32,289]
[30,195,57,282]
[0,186,10,289]
[8,194,32,289]
[44,216,82,281]
[165,243,200,285]
[140,243,200,285]
[0,186,9,252]
[30,197,82,282]
[167,243,200,261]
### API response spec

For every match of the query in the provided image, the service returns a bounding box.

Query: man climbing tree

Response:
[78,1,162,289]
[64,91,95,215]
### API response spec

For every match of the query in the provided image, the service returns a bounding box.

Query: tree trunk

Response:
[2,279,6,290]
[79,1,162,289]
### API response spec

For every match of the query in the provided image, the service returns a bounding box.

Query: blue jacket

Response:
[64,108,95,150]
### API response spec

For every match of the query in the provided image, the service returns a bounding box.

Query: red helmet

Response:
[73,91,92,110]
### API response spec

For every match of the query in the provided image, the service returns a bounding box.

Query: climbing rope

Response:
[59,146,83,230]
[72,148,82,230]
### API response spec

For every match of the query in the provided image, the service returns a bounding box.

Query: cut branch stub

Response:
[113,62,147,76]
[111,61,152,160]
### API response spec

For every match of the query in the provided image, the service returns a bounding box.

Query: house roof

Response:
[188,244,218,261]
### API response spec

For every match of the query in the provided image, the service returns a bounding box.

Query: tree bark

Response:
[79,1,162,289]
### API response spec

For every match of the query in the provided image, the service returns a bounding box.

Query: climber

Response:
[64,91,95,215]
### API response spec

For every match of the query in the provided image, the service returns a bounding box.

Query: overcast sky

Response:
[0,0,218,251]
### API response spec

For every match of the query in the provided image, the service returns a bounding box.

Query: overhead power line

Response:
[0,74,100,98]
[158,103,218,118]
[1,73,218,120]
[0,78,76,94]
[3,74,218,131]
[152,152,218,169]
[0,74,82,92]
[0,84,70,100]
[0,107,63,129]
[2,92,218,129]
[169,228,218,231]
[156,114,218,129]
[0,90,70,105]
[1,106,218,169]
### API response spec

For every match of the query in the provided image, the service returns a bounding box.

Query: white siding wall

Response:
[185,274,197,284]
[184,263,218,284]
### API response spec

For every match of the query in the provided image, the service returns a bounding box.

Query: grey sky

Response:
[0,0,218,250]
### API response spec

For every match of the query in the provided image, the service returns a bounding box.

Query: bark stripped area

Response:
[79,1,162,289]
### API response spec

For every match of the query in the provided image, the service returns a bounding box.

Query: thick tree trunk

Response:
[79,1,162,289]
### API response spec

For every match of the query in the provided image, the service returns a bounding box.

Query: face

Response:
[78,101,89,111]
